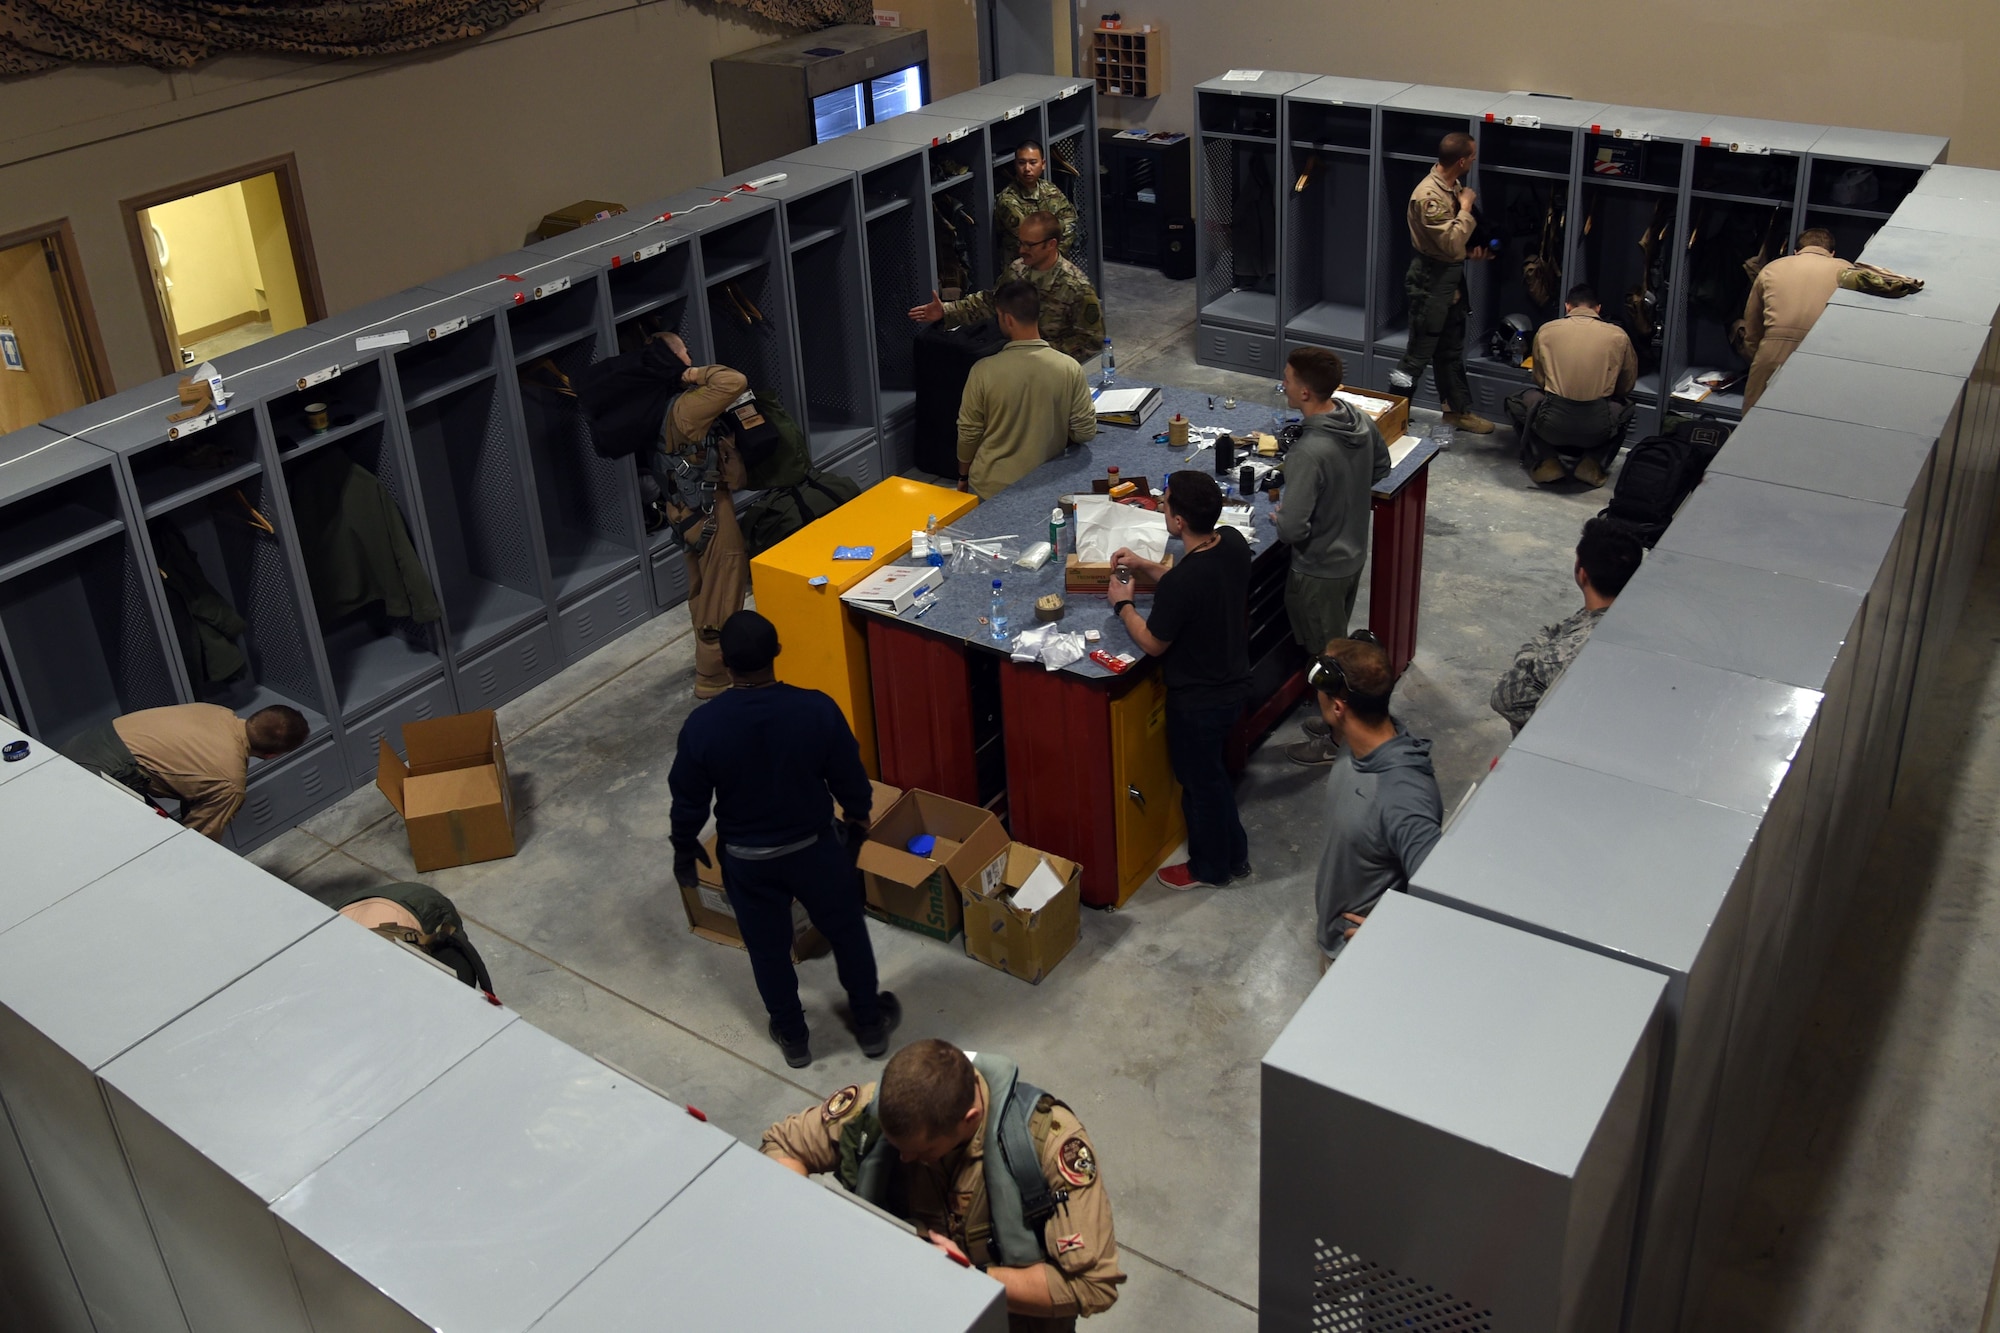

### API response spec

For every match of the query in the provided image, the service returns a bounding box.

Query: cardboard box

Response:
[856,790,1010,941]
[1064,552,1173,593]
[377,711,516,872]
[1338,384,1410,447]
[960,844,1083,983]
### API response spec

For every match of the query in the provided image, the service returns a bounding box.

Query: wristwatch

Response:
[1112,600,1135,615]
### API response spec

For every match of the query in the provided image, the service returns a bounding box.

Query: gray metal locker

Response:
[388,281,560,709]
[0,827,330,1333]
[854,109,998,305]
[1262,891,1666,1332]
[701,161,882,465]
[1193,71,1314,375]
[1798,126,1947,272]
[975,73,1106,288]
[0,423,179,748]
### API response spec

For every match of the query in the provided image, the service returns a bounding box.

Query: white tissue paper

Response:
[1009,625,1089,671]
[1073,497,1168,563]
[1040,632,1087,671]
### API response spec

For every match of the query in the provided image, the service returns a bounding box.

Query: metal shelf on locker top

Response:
[646,185,782,248]
[0,426,124,585]
[1381,83,1506,118]
[781,132,925,180]
[227,342,391,461]
[697,162,856,243]
[1807,126,1949,171]
[369,291,511,410]
[1289,74,1414,110]
[1479,93,1608,134]
[853,109,987,156]
[1194,69,1315,101]
[1698,115,1826,156]
[927,90,1045,161]
[67,382,267,519]
[1585,104,1718,145]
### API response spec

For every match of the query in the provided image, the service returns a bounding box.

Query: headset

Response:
[1307,630,1392,712]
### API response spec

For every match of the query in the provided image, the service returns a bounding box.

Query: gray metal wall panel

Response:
[0,717,57,784]
[0,1088,92,1333]
[1709,410,1932,507]
[274,1021,733,1333]
[529,1144,1010,1333]
[1261,893,1665,1331]
[0,760,179,936]
[1751,353,1967,438]
[1655,473,1904,594]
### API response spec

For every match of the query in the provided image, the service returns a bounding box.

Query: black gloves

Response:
[672,838,712,891]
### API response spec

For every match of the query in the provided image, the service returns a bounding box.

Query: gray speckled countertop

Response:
[849,382,1438,682]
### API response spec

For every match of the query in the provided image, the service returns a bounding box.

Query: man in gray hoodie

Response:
[1272,346,1392,765]
[1308,635,1444,967]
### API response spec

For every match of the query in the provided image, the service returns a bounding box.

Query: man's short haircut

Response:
[1797,227,1837,254]
[993,279,1041,328]
[1286,345,1344,400]
[1021,210,1061,242]
[1318,638,1394,723]
[1437,132,1475,166]
[1165,470,1224,535]
[1565,283,1600,308]
[1576,516,1643,597]
[878,1039,977,1139]
[1015,138,1045,158]
[246,706,309,754]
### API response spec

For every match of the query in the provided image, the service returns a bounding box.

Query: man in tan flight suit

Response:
[647,331,758,698]
[1504,283,1639,487]
[911,212,1106,364]
[1741,227,1851,410]
[762,1038,1124,1331]
[61,702,309,839]
[1388,132,1494,434]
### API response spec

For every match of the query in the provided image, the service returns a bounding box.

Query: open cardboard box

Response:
[1337,383,1410,447]
[676,780,902,959]
[377,710,516,872]
[856,790,1010,942]
[1064,552,1173,593]
[960,844,1082,983]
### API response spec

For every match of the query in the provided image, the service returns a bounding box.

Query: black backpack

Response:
[1600,417,1734,548]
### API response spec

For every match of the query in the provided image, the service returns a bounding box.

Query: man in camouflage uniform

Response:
[995,140,1079,265]
[1489,517,1643,733]
[1388,132,1495,434]
[911,211,1105,363]
[762,1038,1124,1331]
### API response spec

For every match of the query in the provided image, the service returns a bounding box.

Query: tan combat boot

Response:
[1443,411,1495,434]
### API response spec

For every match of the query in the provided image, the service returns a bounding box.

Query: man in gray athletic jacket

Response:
[1308,635,1443,966]
[1273,346,1391,766]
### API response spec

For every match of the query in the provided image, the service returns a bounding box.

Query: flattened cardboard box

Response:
[678,780,903,960]
[856,790,1009,942]
[961,844,1082,983]
[377,710,516,872]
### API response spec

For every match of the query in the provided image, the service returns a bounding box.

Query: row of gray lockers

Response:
[0,725,1008,1332]
[1261,166,2000,1331]
[1190,70,1949,438]
[0,73,1100,855]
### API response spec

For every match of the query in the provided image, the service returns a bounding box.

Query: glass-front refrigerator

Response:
[713,24,932,173]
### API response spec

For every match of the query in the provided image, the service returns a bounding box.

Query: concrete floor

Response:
[249,264,2000,1327]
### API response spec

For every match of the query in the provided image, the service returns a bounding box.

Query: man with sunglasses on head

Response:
[910,210,1105,363]
[1105,472,1252,891]
[1308,635,1442,967]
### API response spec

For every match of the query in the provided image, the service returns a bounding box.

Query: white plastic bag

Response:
[1072,497,1168,563]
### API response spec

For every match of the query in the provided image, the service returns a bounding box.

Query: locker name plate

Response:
[296,365,341,391]
[167,411,216,439]
[633,241,668,262]
[533,275,571,299]
[1727,141,1771,154]
[429,316,469,340]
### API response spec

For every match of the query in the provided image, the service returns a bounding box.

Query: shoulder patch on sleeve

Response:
[1055,1232,1087,1255]
[823,1085,860,1122]
[1057,1134,1097,1188]
[1421,195,1452,221]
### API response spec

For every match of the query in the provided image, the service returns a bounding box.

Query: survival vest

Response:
[835,1052,1066,1268]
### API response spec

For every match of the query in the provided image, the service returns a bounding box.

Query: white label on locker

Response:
[1506,114,1541,129]
[428,316,469,341]
[533,275,571,299]
[167,411,216,440]
[1612,129,1653,141]
[943,126,969,141]
[1006,105,1028,119]
[1728,141,1771,155]
[633,241,668,262]
[1221,69,1264,82]
[1065,83,1086,96]
[296,365,340,391]
[356,330,410,350]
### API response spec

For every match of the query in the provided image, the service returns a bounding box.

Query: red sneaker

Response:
[1156,863,1218,891]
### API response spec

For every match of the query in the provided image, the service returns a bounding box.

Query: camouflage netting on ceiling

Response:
[0,0,868,74]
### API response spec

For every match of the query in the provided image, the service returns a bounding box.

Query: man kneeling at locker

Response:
[63,701,308,840]
[761,1038,1125,1331]
[1503,284,1639,488]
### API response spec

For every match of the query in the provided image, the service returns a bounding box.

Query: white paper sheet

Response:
[1073,497,1168,563]
[1012,857,1069,913]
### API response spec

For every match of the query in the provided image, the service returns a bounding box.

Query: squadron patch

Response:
[1421,195,1452,221]
[1055,1233,1087,1256]
[822,1085,860,1122]
[1057,1135,1097,1188]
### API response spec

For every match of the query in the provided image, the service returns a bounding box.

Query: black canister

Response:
[1215,433,1235,474]
[1240,464,1256,495]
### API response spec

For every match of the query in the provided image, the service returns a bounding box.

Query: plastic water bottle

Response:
[925,513,944,567]
[989,580,1009,641]
[1099,338,1116,389]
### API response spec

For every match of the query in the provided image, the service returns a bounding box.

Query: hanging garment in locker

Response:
[289,447,442,624]
[151,522,247,686]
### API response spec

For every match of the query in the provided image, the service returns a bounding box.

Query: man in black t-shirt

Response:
[1107,471,1253,891]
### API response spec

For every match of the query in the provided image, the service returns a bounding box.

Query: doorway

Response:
[0,220,110,434]
[122,157,325,375]
[979,0,1077,81]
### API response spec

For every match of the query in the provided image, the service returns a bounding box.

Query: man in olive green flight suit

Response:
[1388,132,1495,434]
[910,212,1106,364]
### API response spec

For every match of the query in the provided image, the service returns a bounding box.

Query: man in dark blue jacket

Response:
[669,611,899,1068]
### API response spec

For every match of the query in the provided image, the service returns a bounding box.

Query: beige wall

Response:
[0,0,792,393]
[241,172,308,335]
[889,0,980,98]
[1092,1,1994,167]
[0,240,89,431]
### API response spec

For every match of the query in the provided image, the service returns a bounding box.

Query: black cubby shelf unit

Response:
[0,426,180,751]
[704,163,881,468]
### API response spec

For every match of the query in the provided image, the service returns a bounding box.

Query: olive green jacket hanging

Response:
[290,449,441,624]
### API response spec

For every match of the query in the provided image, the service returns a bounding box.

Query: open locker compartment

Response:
[1576,180,1680,402]
[1283,142,1371,349]
[1196,97,1286,333]
[854,112,994,297]
[0,430,178,748]
[1047,122,1098,284]
[1672,195,1795,418]
[1464,171,1569,383]
[782,175,879,462]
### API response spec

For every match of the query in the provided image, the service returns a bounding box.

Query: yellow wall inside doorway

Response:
[144,175,306,345]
